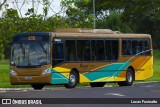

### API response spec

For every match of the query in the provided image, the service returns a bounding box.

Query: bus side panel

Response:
[114,56,153,82]
[50,55,153,84]
[134,56,153,80]
[80,62,131,83]
[79,56,153,83]
[51,67,70,84]
[79,74,91,83]
[114,71,126,81]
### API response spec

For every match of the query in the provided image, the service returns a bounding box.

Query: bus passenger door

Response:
[52,40,64,67]
[52,40,69,84]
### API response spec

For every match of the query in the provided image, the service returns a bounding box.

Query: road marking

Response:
[21,89,28,92]
[104,93,125,97]
[0,90,6,93]
[134,81,159,85]
[0,88,32,91]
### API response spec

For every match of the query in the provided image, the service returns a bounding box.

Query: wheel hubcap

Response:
[70,74,76,84]
[127,72,132,83]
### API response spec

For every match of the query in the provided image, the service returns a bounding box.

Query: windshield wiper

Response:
[36,41,49,62]
[37,41,47,55]
[20,42,25,55]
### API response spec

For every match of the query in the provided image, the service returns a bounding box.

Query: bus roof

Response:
[14,32,52,36]
[13,29,151,39]
[53,28,151,39]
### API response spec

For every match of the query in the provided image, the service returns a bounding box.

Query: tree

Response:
[61,0,93,28]
[0,0,7,10]
[0,9,19,59]
[96,12,136,33]
[0,7,70,59]
[63,0,160,48]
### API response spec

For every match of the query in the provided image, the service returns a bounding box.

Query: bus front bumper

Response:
[10,74,51,85]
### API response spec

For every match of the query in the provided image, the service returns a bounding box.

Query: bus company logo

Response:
[80,64,88,68]
[2,99,11,104]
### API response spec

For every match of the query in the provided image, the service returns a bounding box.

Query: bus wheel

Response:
[90,82,106,87]
[64,71,78,88]
[118,68,134,86]
[31,84,44,90]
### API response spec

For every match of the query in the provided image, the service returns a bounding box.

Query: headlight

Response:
[10,70,17,76]
[42,68,51,75]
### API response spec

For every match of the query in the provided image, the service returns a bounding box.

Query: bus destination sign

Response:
[28,36,36,40]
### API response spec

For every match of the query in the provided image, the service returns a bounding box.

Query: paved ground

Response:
[0,82,160,107]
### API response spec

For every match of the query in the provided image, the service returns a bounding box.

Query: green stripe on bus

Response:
[84,62,131,81]
[51,69,69,84]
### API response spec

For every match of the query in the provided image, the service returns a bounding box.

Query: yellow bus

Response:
[10,28,153,90]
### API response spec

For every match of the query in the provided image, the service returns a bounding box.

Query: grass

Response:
[0,64,31,88]
[147,49,160,81]
[0,64,10,88]
[0,49,160,88]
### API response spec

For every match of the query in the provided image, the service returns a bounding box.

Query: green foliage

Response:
[63,0,160,48]
[97,12,136,33]
[0,0,7,10]
[0,8,68,59]
[1,0,160,60]
[0,9,19,59]
[62,0,93,28]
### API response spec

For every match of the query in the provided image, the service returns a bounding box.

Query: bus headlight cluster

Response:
[42,68,51,75]
[10,70,17,76]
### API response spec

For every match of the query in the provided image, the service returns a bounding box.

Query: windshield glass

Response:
[11,41,50,67]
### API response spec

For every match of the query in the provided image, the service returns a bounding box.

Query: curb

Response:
[133,81,159,85]
[0,81,159,91]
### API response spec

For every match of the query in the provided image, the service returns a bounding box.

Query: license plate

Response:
[24,76,32,80]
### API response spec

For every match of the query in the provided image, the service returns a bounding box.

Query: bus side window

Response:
[91,40,97,61]
[122,40,127,55]
[144,39,151,55]
[105,40,118,60]
[132,40,140,55]
[122,40,132,55]
[77,40,91,61]
[123,39,151,56]
[91,40,105,61]
[141,40,146,55]
[65,40,76,61]
[131,40,143,55]
[97,40,105,60]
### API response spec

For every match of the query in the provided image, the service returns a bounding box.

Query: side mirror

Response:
[11,61,15,65]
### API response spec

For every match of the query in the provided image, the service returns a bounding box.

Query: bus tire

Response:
[64,71,78,88]
[31,84,44,90]
[118,68,134,86]
[90,82,106,87]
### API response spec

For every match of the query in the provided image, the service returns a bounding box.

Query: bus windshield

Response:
[11,41,50,67]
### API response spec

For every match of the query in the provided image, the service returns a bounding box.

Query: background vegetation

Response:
[0,0,160,59]
[0,0,160,87]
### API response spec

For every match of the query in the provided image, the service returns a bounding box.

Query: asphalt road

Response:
[0,82,160,107]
